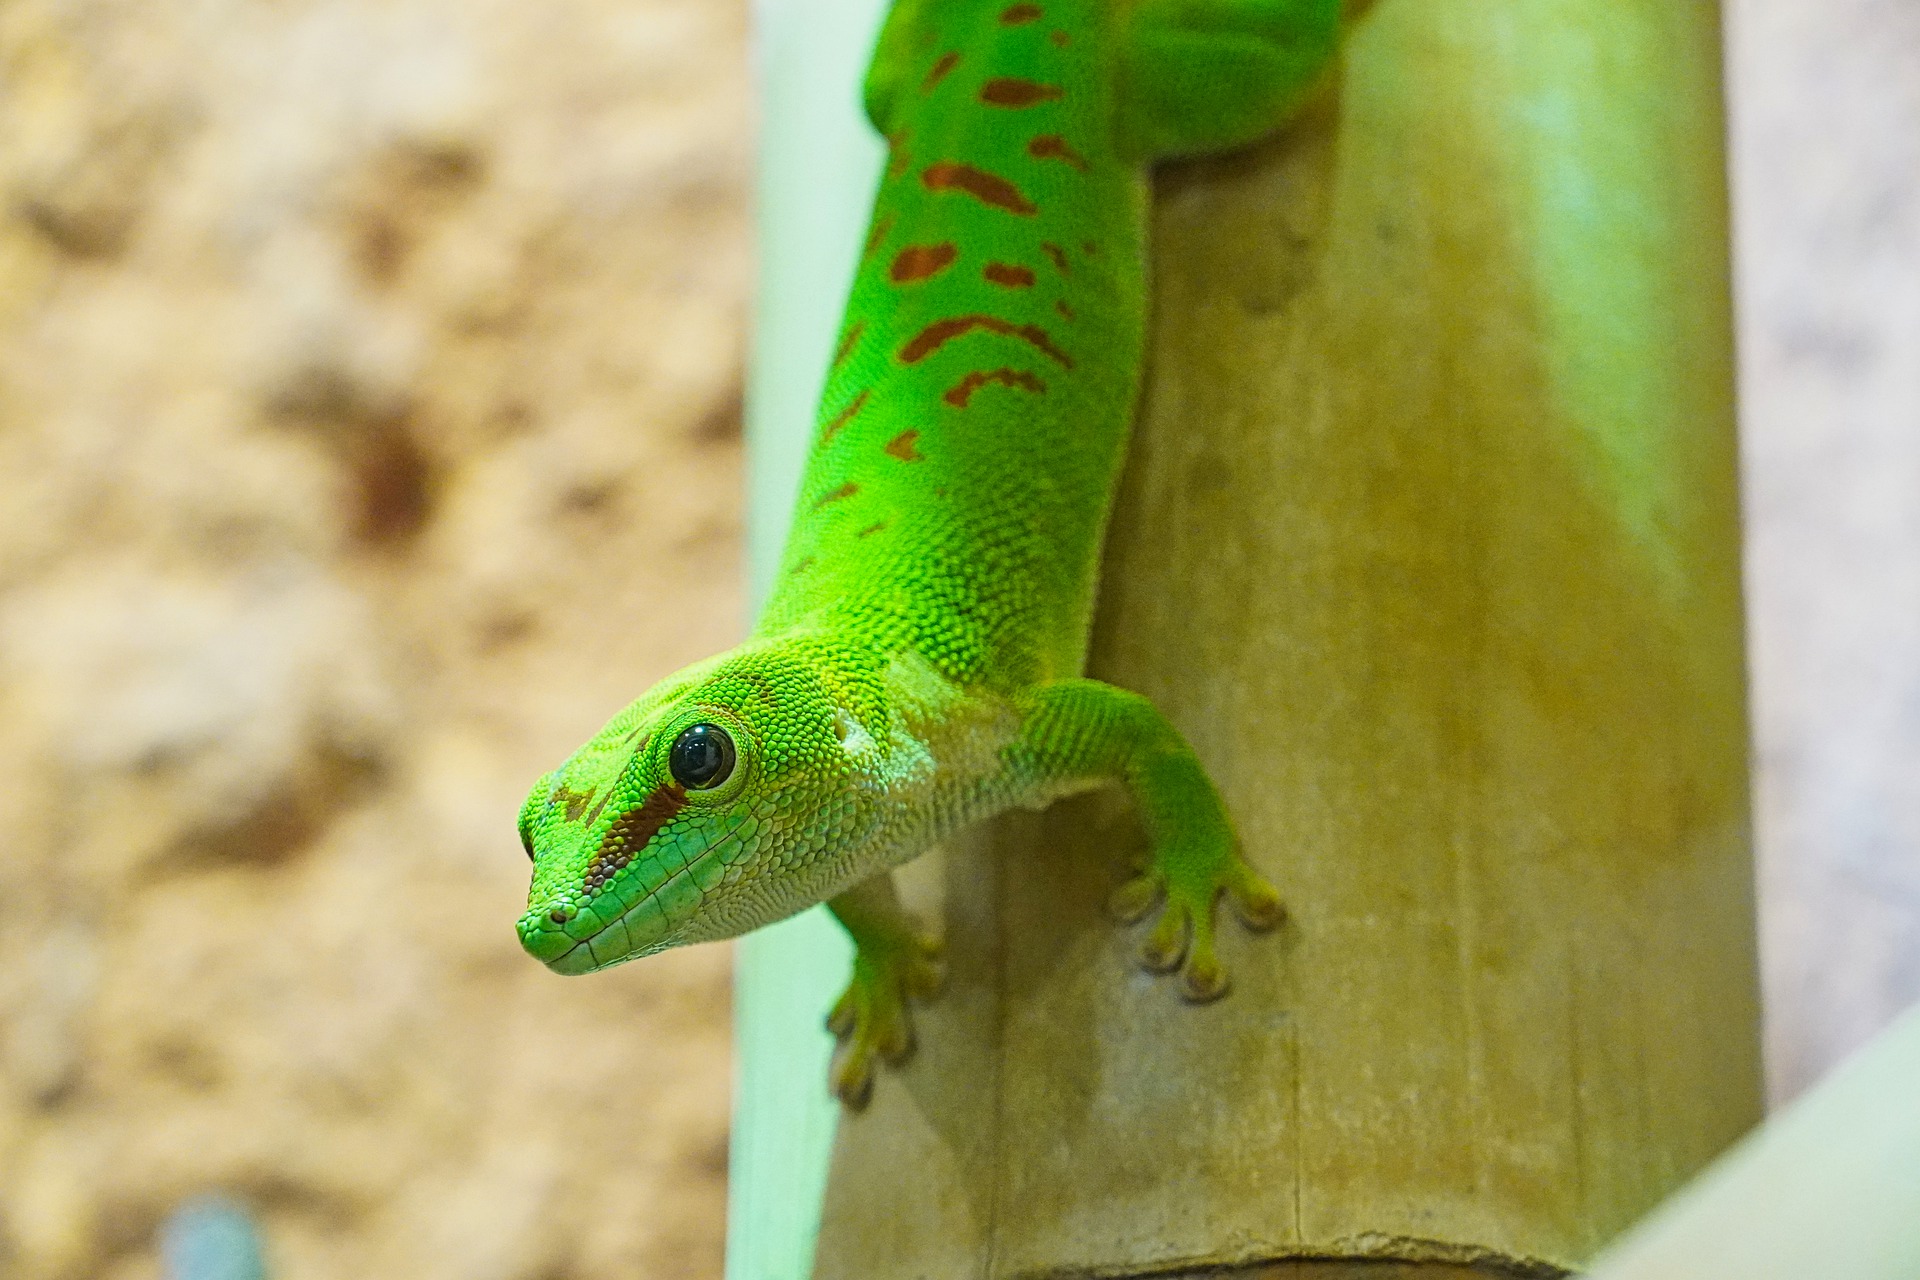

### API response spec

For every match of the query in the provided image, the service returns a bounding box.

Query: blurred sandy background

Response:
[0,0,1911,1276]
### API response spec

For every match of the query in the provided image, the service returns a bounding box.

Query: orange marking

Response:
[793,555,815,575]
[923,51,961,92]
[585,790,612,826]
[983,262,1036,288]
[1055,298,1076,321]
[890,242,958,283]
[900,314,1073,368]
[1028,134,1088,171]
[833,320,865,367]
[1082,240,1100,255]
[1000,2,1042,22]
[887,135,912,180]
[822,390,869,442]
[1049,29,1069,46]
[864,213,895,258]
[857,520,889,538]
[553,783,598,823]
[923,162,1038,216]
[1041,241,1070,274]
[814,482,860,509]
[885,429,925,462]
[981,78,1063,108]
[943,367,1048,409]
[593,783,686,866]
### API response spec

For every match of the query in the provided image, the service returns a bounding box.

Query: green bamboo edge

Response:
[727,0,892,1276]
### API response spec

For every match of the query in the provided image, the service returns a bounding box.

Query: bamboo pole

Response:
[805,2,1763,1276]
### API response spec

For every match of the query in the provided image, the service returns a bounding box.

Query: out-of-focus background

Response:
[1728,0,1920,1103]
[0,0,1910,1276]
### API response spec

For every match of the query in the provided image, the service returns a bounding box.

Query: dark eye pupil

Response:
[669,724,735,790]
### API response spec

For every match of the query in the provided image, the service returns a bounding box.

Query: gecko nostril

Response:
[549,908,568,924]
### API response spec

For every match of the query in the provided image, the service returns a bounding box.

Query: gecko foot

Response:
[1109,854,1282,1002]
[825,925,944,1109]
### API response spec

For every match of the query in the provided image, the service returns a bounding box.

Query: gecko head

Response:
[515,638,881,975]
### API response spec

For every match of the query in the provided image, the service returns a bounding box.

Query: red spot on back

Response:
[1055,298,1076,321]
[923,162,1038,216]
[822,390,869,442]
[1082,240,1100,256]
[900,315,1073,368]
[981,78,1063,108]
[890,242,958,283]
[857,520,889,538]
[864,214,895,258]
[943,367,1048,408]
[983,262,1036,288]
[885,429,925,462]
[1049,29,1069,46]
[1000,3,1042,22]
[814,482,860,509]
[1041,242,1070,275]
[833,320,865,367]
[923,51,961,92]
[792,555,815,575]
[1028,134,1088,171]
[886,135,912,180]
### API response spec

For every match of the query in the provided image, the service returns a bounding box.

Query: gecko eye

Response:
[669,724,736,790]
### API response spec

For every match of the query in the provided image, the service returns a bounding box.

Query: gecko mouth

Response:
[528,827,744,975]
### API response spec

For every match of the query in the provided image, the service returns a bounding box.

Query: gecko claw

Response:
[1107,872,1162,923]
[830,1039,878,1109]
[1227,867,1286,931]
[1138,895,1191,972]
[825,926,943,1110]
[1180,945,1229,1003]
[1119,856,1281,1003]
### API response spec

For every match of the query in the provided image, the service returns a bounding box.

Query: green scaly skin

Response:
[518,0,1340,1106]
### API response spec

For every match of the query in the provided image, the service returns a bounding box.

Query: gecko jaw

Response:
[520,831,741,975]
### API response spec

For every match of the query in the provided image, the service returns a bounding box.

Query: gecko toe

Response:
[1109,872,1163,923]
[824,924,942,1106]
[1138,904,1191,973]
[830,1042,877,1110]
[1227,870,1285,931]
[825,988,858,1038]
[1180,944,1229,1003]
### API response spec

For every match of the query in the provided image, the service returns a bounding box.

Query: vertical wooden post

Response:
[809,2,1762,1276]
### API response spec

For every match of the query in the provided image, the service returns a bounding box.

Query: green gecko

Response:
[518,0,1339,1105]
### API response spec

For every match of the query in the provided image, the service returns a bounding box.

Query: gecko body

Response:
[518,0,1339,1103]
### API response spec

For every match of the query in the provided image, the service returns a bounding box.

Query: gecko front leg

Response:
[1012,679,1283,1001]
[826,871,945,1108]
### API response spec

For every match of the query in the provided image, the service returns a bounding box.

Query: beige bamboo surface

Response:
[811,2,1761,1276]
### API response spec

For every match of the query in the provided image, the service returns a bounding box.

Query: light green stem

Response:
[728,0,890,1273]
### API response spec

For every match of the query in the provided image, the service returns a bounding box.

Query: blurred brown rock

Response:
[0,0,750,1276]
